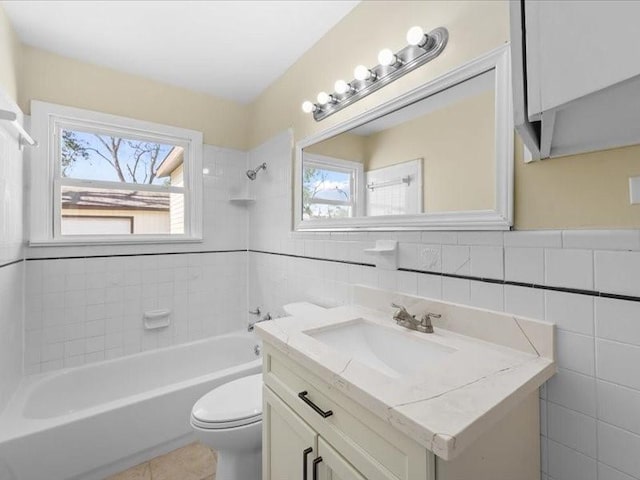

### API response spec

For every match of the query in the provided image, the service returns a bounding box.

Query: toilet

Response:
[190,373,263,480]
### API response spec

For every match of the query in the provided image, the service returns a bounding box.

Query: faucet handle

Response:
[248,307,261,316]
[391,302,407,312]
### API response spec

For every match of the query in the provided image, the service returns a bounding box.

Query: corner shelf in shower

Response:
[229,197,256,205]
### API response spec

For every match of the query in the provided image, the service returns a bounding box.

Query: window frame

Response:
[30,101,203,245]
[301,153,365,220]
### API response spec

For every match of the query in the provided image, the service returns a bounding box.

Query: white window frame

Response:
[30,101,203,245]
[301,153,365,220]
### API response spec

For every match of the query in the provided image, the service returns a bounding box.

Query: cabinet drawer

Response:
[264,345,433,480]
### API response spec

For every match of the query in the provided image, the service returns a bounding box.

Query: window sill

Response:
[29,235,204,247]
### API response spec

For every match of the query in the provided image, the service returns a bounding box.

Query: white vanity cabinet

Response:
[511,0,640,159]
[262,344,541,480]
[264,389,371,480]
[262,345,432,480]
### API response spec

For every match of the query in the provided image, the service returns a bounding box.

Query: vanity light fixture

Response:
[316,91,335,105]
[354,64,376,82]
[301,101,317,114]
[334,79,354,95]
[406,26,429,47]
[301,25,448,121]
[378,48,401,67]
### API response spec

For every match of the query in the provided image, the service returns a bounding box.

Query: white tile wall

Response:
[25,251,247,373]
[246,130,640,480]
[0,116,24,413]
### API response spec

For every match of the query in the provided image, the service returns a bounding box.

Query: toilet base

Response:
[216,448,261,480]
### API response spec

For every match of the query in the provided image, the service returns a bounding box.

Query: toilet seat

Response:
[191,374,262,430]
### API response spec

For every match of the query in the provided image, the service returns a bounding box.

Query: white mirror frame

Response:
[294,44,513,231]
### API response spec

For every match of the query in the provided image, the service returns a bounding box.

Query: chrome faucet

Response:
[248,312,272,332]
[391,303,440,334]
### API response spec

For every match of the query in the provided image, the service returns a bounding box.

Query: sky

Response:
[304,168,351,201]
[62,129,174,186]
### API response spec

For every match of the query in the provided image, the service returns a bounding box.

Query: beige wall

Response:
[0,5,20,102]
[305,132,367,163]
[19,46,249,150]
[63,208,170,234]
[515,140,640,229]
[365,90,495,213]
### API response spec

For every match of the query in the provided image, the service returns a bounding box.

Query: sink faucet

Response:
[391,303,440,334]
[248,312,272,332]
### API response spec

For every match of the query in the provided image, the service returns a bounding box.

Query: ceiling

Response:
[2,0,359,104]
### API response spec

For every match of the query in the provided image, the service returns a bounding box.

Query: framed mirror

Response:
[294,45,513,231]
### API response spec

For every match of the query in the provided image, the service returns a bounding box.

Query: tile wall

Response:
[0,114,25,412]
[247,130,640,480]
[23,145,250,373]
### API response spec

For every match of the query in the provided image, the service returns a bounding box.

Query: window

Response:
[302,154,364,220]
[30,102,203,244]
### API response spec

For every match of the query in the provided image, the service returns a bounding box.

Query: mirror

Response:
[295,45,513,231]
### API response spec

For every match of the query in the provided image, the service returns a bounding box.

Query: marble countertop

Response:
[255,293,555,461]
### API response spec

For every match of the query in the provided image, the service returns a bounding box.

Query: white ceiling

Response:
[2,0,359,104]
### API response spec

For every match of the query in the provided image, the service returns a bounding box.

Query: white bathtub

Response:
[0,331,261,480]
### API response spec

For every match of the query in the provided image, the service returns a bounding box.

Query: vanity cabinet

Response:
[511,0,640,159]
[264,389,369,480]
[262,344,540,480]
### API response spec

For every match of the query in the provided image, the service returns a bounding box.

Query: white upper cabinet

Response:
[511,0,640,160]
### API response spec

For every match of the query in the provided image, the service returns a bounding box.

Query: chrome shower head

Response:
[246,162,267,180]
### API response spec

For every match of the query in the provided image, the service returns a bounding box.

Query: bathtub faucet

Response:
[248,312,272,332]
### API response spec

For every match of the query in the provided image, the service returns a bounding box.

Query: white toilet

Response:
[190,373,263,480]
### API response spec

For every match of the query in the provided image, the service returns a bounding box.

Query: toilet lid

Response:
[191,374,262,429]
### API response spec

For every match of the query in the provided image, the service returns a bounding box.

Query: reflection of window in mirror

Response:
[301,154,364,220]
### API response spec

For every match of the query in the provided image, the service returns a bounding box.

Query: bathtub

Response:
[0,331,261,480]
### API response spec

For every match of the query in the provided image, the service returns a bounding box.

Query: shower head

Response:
[246,162,267,180]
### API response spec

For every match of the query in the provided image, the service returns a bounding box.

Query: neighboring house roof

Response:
[62,189,169,211]
[156,146,184,178]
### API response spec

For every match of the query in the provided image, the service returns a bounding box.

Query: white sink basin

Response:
[305,318,456,378]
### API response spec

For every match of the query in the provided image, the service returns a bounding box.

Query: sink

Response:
[304,318,456,378]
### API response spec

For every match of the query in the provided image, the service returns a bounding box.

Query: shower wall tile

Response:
[0,121,25,414]
[25,251,248,373]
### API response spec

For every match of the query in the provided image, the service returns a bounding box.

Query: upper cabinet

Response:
[511,0,640,160]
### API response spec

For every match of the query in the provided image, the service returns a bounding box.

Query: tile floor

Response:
[106,442,217,480]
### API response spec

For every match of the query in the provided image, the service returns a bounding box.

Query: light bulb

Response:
[334,79,351,95]
[354,65,374,81]
[202,167,210,175]
[378,48,397,67]
[317,91,332,105]
[301,101,315,113]
[406,26,426,46]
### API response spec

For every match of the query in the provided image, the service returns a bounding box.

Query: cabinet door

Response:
[263,386,317,480]
[314,437,367,480]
